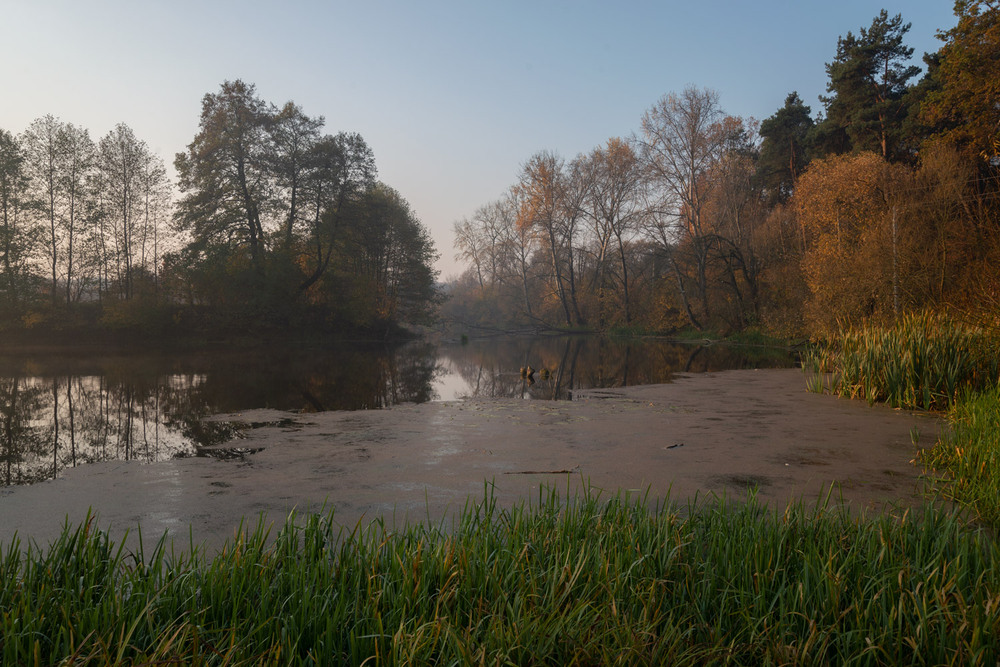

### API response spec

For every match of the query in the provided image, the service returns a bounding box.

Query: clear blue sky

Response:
[1,0,958,278]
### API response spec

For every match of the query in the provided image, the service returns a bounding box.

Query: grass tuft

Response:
[919,387,1000,528]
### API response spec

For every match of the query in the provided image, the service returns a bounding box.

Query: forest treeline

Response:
[446,3,1000,337]
[0,81,438,339]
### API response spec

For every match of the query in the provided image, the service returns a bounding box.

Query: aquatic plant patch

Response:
[805,312,1000,411]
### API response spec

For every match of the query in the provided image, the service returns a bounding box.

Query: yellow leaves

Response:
[793,152,914,332]
[794,152,888,245]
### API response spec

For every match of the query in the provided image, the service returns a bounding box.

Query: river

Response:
[0,336,797,486]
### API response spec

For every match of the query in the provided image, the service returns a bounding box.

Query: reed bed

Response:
[2,488,1000,665]
[803,312,1000,527]
[804,312,1000,411]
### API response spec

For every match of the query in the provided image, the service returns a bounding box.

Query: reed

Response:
[2,487,1000,665]
[804,312,1000,411]
[919,387,1000,528]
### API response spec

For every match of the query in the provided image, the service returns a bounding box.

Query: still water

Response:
[0,336,797,486]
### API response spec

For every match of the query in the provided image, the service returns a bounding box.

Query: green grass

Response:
[919,387,1000,529]
[723,327,794,348]
[605,323,659,338]
[804,312,1000,411]
[3,487,1000,665]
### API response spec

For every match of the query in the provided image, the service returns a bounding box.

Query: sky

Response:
[1,1,958,279]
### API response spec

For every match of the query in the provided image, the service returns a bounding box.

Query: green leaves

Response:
[170,80,435,332]
[817,10,922,161]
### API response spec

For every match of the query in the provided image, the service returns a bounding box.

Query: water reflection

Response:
[0,337,795,486]
[0,343,440,487]
[1,375,193,486]
[436,336,797,400]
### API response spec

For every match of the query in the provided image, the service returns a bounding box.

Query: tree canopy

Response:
[816,10,922,161]
[0,80,440,339]
[920,0,1000,161]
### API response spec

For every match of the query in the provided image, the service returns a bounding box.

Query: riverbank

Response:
[0,368,940,553]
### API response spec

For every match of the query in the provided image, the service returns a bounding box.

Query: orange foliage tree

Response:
[794,153,914,333]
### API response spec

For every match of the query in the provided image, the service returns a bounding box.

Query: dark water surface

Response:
[0,336,797,486]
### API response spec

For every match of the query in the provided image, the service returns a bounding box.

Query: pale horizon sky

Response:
[2,1,958,279]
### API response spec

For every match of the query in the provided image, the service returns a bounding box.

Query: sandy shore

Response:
[0,369,943,553]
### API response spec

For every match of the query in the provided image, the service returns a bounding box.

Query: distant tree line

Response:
[0,81,439,337]
[446,3,1000,336]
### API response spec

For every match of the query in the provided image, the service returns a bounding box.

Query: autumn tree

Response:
[174,80,274,277]
[336,184,438,328]
[172,81,437,330]
[794,152,917,332]
[503,189,537,320]
[515,151,575,326]
[296,132,376,295]
[920,0,1000,161]
[580,138,645,326]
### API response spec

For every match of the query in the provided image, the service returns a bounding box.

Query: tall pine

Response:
[816,10,921,161]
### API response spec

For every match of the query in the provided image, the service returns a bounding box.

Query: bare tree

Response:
[700,117,766,325]
[453,215,488,291]
[0,130,35,307]
[515,151,575,325]
[21,115,64,303]
[58,123,94,302]
[639,87,729,327]
[581,138,645,325]
[138,147,171,294]
[95,124,167,300]
[558,156,590,325]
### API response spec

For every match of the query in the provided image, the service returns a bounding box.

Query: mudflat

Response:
[0,369,942,553]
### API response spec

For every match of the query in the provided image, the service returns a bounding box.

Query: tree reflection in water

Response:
[0,337,794,486]
[0,342,441,486]
[436,336,797,401]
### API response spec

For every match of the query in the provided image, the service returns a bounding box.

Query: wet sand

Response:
[0,369,943,553]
